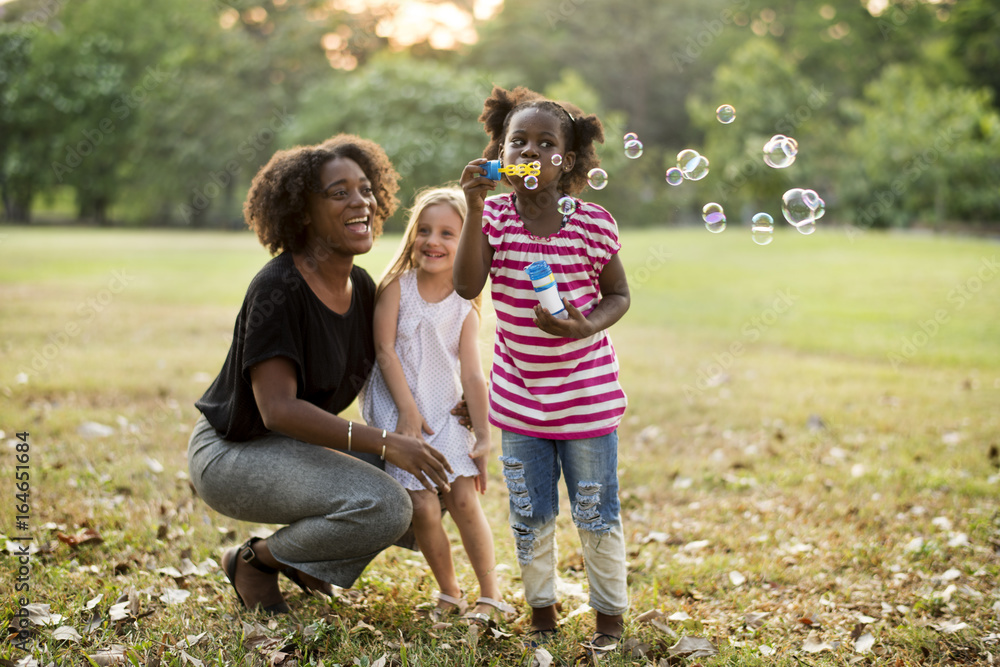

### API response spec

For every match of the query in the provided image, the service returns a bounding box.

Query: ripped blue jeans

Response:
[500,430,628,616]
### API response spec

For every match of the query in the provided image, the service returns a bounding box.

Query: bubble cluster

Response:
[781,187,825,232]
[677,149,710,181]
[624,139,644,159]
[665,168,684,186]
[524,175,539,190]
[750,212,774,246]
[702,202,726,233]
[557,196,577,216]
[623,132,638,143]
[551,154,563,166]
[716,104,736,124]
[587,168,608,190]
[763,135,798,169]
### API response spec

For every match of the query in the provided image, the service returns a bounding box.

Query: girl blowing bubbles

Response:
[361,187,513,625]
[454,86,630,652]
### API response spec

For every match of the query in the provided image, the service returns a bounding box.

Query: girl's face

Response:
[411,203,462,277]
[502,107,576,193]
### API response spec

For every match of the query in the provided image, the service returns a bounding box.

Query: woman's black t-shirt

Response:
[196,252,376,441]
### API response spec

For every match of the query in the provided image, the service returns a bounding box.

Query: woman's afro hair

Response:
[479,85,604,196]
[243,134,400,256]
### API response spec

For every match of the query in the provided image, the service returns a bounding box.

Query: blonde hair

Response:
[377,186,483,314]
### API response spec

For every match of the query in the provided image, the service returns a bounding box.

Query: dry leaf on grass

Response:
[51,625,82,642]
[668,636,718,658]
[854,632,875,653]
[88,645,127,666]
[57,527,103,548]
[531,647,553,667]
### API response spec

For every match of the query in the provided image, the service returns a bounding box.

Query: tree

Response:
[839,64,1000,228]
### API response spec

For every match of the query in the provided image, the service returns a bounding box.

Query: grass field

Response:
[1,224,998,666]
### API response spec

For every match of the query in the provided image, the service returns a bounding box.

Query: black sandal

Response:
[281,567,332,598]
[222,537,290,615]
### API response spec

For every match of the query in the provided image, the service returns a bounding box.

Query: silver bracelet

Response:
[347,421,352,451]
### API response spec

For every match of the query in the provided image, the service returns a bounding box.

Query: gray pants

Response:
[187,415,413,588]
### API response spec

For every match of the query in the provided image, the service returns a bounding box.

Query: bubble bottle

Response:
[524,260,568,319]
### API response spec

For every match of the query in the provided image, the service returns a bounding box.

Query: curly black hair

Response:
[243,134,400,255]
[479,85,605,196]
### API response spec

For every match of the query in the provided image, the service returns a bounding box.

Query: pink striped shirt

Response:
[483,193,627,439]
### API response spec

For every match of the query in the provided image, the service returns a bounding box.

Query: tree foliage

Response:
[1,0,997,228]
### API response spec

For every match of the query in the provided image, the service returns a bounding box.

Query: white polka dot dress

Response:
[361,270,479,491]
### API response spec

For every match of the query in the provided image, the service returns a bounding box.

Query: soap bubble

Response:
[551,154,563,166]
[716,104,736,124]
[796,220,816,235]
[781,188,814,226]
[702,202,726,233]
[587,168,608,190]
[802,189,826,219]
[524,175,539,190]
[682,154,710,181]
[665,168,684,186]
[557,196,577,216]
[676,149,699,170]
[623,132,638,143]
[624,139,644,159]
[763,135,797,169]
[751,212,774,246]
[529,160,542,171]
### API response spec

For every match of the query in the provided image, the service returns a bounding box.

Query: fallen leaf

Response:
[159,588,191,605]
[51,625,82,642]
[179,650,204,667]
[668,611,691,621]
[682,540,711,552]
[668,636,718,658]
[89,645,127,666]
[802,632,837,653]
[86,594,104,610]
[729,571,747,587]
[759,644,776,656]
[108,602,131,622]
[854,632,875,653]
[745,612,769,629]
[56,528,103,548]
[635,609,664,624]
[78,421,115,438]
[531,647,553,667]
[936,620,969,634]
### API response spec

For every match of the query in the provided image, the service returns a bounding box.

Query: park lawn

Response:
[1,224,998,666]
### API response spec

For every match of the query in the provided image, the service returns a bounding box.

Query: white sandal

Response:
[461,596,516,625]
[430,591,468,620]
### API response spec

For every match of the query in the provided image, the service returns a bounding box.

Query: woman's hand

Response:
[532,299,595,339]
[385,433,453,493]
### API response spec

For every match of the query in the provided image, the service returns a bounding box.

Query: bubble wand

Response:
[479,160,541,181]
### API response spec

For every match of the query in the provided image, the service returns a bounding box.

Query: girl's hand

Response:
[460,158,496,214]
[469,436,490,460]
[385,433,453,493]
[396,408,434,441]
[532,299,595,339]
[472,453,488,495]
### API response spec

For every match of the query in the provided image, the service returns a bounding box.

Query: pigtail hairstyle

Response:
[479,85,605,197]
[244,134,399,256]
[556,101,605,196]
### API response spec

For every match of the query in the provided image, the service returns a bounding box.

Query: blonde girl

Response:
[362,186,513,624]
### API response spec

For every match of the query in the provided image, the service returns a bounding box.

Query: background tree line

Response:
[1,0,998,231]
